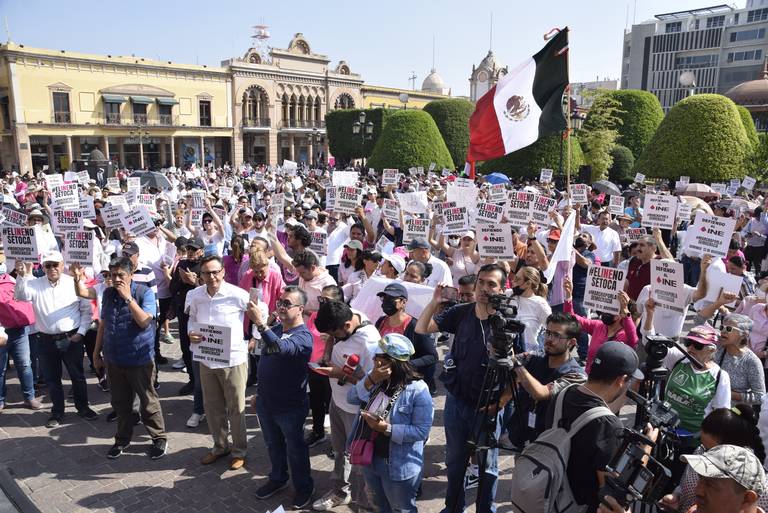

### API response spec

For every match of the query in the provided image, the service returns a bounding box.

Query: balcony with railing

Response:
[133,113,148,125]
[158,114,173,126]
[278,119,326,129]
[105,112,121,125]
[53,111,71,124]
[242,117,271,128]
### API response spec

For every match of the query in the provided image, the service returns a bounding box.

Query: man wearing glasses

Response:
[15,251,97,428]
[186,255,260,471]
[250,286,315,509]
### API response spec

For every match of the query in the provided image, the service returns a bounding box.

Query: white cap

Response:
[382,253,406,274]
[41,250,64,264]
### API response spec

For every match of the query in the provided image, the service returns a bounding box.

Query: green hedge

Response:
[737,104,759,150]
[325,108,392,163]
[608,144,635,184]
[366,110,453,171]
[478,134,585,178]
[635,94,750,182]
[586,90,664,159]
[422,98,475,169]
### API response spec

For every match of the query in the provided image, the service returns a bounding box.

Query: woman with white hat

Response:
[435,230,480,288]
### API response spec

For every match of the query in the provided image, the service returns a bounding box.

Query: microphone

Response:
[338,353,361,386]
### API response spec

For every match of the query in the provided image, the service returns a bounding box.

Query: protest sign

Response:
[569,184,588,204]
[711,183,727,195]
[651,260,685,313]
[446,183,478,212]
[625,228,646,242]
[218,186,233,200]
[50,208,83,235]
[397,191,428,214]
[62,230,95,267]
[704,270,743,306]
[190,191,206,208]
[442,207,469,235]
[310,231,328,256]
[679,176,690,186]
[375,235,395,255]
[475,202,504,224]
[583,265,627,315]
[120,206,156,237]
[742,176,756,191]
[382,199,400,222]
[477,224,515,260]
[429,162,436,172]
[107,177,120,193]
[454,177,474,187]
[488,184,507,204]
[0,207,27,227]
[334,186,363,215]
[530,195,557,224]
[609,195,625,216]
[1,226,39,263]
[332,170,359,187]
[634,173,646,183]
[50,183,79,209]
[540,168,553,183]
[125,190,138,207]
[100,203,125,232]
[726,185,739,196]
[127,177,141,194]
[79,196,96,220]
[676,202,692,223]
[351,276,433,323]
[76,171,90,186]
[441,168,452,177]
[271,193,285,217]
[189,323,233,367]
[324,188,335,212]
[64,171,78,183]
[403,218,429,245]
[682,212,737,258]
[190,208,205,228]
[137,194,157,215]
[730,178,741,189]
[506,191,535,227]
[45,174,64,190]
[382,169,399,186]
[642,194,677,230]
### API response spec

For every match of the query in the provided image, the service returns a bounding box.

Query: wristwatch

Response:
[125,297,134,305]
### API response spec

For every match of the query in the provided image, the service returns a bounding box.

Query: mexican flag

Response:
[468,28,569,163]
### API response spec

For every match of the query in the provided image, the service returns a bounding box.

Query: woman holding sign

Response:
[435,231,480,288]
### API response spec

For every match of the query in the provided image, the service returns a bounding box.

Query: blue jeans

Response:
[38,337,89,417]
[363,456,420,513]
[256,400,314,495]
[0,326,35,403]
[441,392,500,513]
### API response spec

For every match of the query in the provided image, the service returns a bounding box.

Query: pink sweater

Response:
[563,301,638,374]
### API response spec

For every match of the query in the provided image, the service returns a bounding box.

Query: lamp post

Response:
[311,127,323,167]
[352,111,374,168]
[129,126,150,169]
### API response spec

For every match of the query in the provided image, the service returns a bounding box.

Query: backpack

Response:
[509,384,613,513]
[0,276,35,329]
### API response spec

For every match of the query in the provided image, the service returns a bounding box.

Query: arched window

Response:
[334,93,355,110]
[314,97,322,122]
[242,86,269,126]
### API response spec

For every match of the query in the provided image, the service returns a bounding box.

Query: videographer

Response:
[415,262,507,513]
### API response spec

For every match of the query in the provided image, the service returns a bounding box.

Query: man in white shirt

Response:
[186,255,259,470]
[407,237,453,288]
[580,211,622,267]
[15,251,96,428]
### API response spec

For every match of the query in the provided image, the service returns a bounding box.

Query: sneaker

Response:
[154,380,160,391]
[186,413,206,428]
[312,490,350,511]
[106,411,118,423]
[172,360,187,370]
[254,480,289,500]
[305,431,326,448]
[148,439,167,460]
[25,399,43,410]
[293,486,314,510]
[155,355,169,365]
[178,381,194,395]
[98,377,110,392]
[45,416,62,428]
[0,402,4,412]
[162,333,175,345]
[464,464,479,490]
[77,407,99,421]
[107,443,129,459]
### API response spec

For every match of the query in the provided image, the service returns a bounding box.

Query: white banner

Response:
[382,169,399,186]
[477,224,515,259]
[0,207,27,227]
[651,260,685,313]
[50,183,79,209]
[332,171,359,187]
[120,206,156,237]
[530,195,557,224]
[443,207,469,235]
[50,208,84,235]
[569,184,588,204]
[334,186,363,215]
[310,231,328,256]
[682,212,737,258]
[642,194,677,230]
[583,265,627,315]
[397,191,428,214]
[540,168,553,183]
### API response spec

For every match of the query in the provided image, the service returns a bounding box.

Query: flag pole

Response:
[565,30,572,197]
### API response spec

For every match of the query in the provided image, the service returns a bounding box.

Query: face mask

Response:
[600,313,617,326]
[0,262,6,275]
[512,286,525,296]
[448,238,459,247]
[381,297,399,316]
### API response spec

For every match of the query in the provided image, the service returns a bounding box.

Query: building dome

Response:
[422,69,449,94]
[477,50,504,72]
[725,59,768,109]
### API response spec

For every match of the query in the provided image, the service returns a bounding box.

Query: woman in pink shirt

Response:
[563,278,638,373]
[238,249,285,326]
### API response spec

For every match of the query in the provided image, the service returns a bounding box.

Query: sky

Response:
[0,0,744,96]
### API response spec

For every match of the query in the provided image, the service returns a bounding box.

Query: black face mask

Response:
[381,297,399,316]
[512,286,525,296]
[600,313,617,326]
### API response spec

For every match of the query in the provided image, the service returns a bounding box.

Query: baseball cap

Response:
[174,236,189,249]
[381,253,406,274]
[377,282,408,300]
[41,250,63,264]
[407,237,430,250]
[240,207,254,217]
[461,230,476,240]
[121,241,140,256]
[682,444,767,497]
[682,324,719,347]
[186,237,205,250]
[548,229,561,241]
[589,341,644,381]
[303,210,318,220]
[344,240,364,251]
[375,333,415,362]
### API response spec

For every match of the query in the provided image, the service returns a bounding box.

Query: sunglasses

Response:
[276,299,300,309]
[546,239,558,244]
[202,219,213,224]
[721,325,742,334]
[43,262,59,269]
[684,339,708,351]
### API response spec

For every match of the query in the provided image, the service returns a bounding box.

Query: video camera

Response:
[487,293,526,367]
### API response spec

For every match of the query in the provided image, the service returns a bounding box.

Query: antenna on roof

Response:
[4,17,11,43]
[432,35,436,70]
[489,12,493,51]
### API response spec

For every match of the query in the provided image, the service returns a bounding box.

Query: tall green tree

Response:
[586,90,664,159]
[325,108,391,165]
[367,110,453,170]
[478,134,585,179]
[580,90,622,181]
[422,98,475,169]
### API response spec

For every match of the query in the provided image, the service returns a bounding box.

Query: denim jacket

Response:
[347,376,434,481]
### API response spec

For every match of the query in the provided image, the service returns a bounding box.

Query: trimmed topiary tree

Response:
[635,94,750,182]
[585,90,664,159]
[478,134,585,179]
[737,105,759,150]
[325,108,392,165]
[422,98,475,169]
[366,110,453,170]
[608,145,635,184]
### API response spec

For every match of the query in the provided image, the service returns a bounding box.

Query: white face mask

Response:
[448,238,460,248]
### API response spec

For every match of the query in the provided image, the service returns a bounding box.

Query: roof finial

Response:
[489,12,493,52]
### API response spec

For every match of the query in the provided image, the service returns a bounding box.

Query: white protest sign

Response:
[711,183,727,195]
[64,171,78,183]
[271,193,285,217]
[642,194,677,230]
[540,168,553,183]
[127,177,141,194]
[0,207,27,227]
[583,265,627,315]
[742,176,756,191]
[475,202,504,224]
[189,323,233,367]
[506,191,535,227]
[332,171,359,187]
[682,212,737,258]
[446,183,478,212]
[107,177,120,193]
[334,186,363,215]
[382,199,400,222]
[137,194,157,215]
[375,235,395,255]
[726,185,739,196]
[441,168,452,177]
[190,191,206,208]
[1,227,39,263]
[704,270,743,306]
[76,171,90,186]
[282,159,298,172]
[100,203,125,232]
[676,202,692,223]
[79,196,96,220]
[454,177,474,187]
[397,191,428,214]
[477,224,515,259]
[530,195,557,224]
[50,183,79,209]
[218,186,233,200]
[625,228,646,242]
[50,208,83,235]
[429,162,436,172]
[634,173,646,183]
[730,178,741,189]
[679,176,690,186]
[324,188,335,212]
[569,184,588,204]
[651,260,685,313]
[62,231,95,267]
[310,231,328,256]
[125,189,138,207]
[45,174,64,190]
[443,207,470,235]
[382,169,399,186]
[488,184,507,204]
[351,276,433,323]
[403,218,430,245]
[190,208,205,228]
[609,196,625,216]
[120,206,156,237]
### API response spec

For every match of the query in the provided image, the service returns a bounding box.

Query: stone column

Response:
[118,137,125,167]
[71,137,81,162]
[138,138,145,169]
[101,136,110,162]
[65,136,74,168]
[268,131,278,167]
[199,136,205,167]
[47,137,55,171]
[287,134,295,161]
[308,139,314,166]
[159,137,167,167]
[169,136,176,167]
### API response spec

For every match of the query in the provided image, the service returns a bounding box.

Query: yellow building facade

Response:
[0,43,233,173]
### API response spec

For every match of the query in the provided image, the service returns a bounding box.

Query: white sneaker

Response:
[312,490,351,511]
[172,360,186,370]
[186,413,206,428]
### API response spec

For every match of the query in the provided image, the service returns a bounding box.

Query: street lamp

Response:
[129,126,151,169]
[311,127,324,167]
[352,111,374,167]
